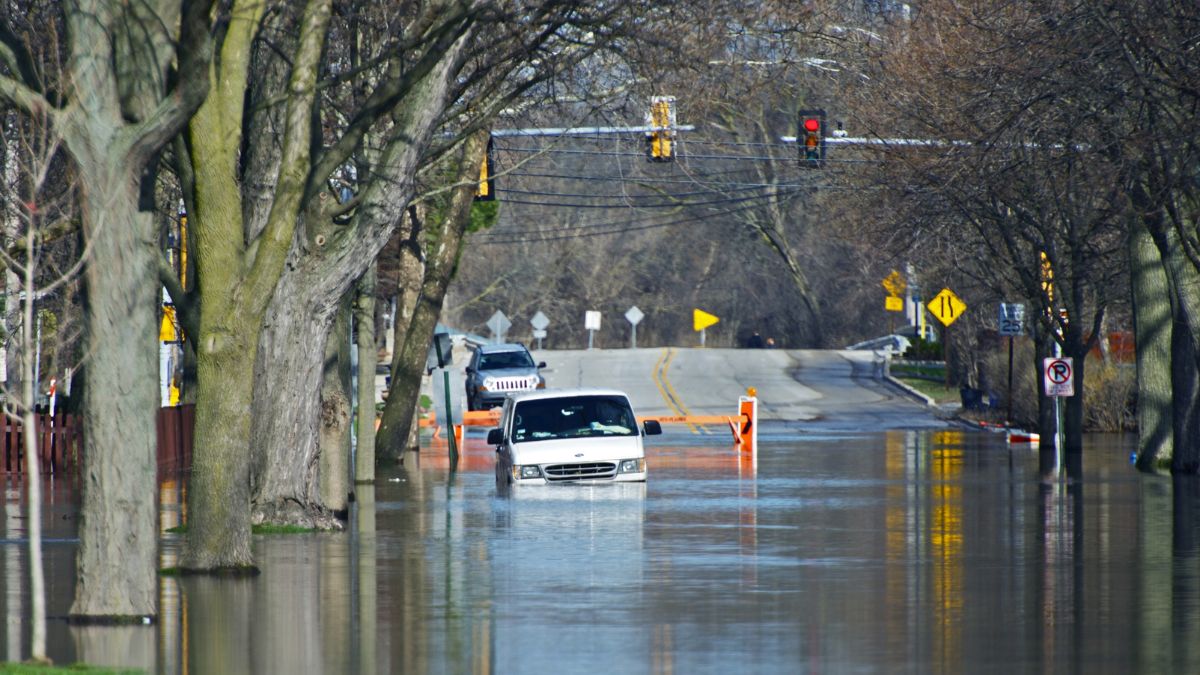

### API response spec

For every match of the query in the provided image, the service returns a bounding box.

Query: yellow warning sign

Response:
[881,270,906,297]
[928,288,966,326]
[885,295,904,312]
[693,308,719,331]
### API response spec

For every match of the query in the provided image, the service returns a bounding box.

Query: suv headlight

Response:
[617,458,645,474]
[479,377,496,392]
[513,465,543,480]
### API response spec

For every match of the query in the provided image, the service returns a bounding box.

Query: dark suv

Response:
[464,343,547,411]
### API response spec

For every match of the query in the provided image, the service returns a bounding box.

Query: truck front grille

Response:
[543,462,617,481]
[489,378,536,392]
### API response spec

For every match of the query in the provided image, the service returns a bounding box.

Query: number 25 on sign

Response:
[928,288,966,327]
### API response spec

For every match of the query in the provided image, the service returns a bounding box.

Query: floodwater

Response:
[3,427,1200,674]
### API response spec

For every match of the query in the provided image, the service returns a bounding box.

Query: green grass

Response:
[252,524,317,535]
[162,524,317,535]
[896,377,959,404]
[0,663,144,674]
[890,361,946,380]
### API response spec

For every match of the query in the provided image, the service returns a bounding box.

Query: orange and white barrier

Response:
[729,388,758,457]
[1007,429,1040,444]
[437,392,759,456]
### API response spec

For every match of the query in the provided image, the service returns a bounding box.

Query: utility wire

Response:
[496,189,797,210]
[474,189,803,245]
[498,182,784,199]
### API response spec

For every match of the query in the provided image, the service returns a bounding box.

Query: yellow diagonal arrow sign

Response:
[693,308,719,331]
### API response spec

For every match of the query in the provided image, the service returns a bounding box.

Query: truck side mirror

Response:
[537,361,547,369]
[487,428,504,446]
[642,420,662,436]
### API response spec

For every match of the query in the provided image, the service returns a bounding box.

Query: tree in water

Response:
[0,0,214,619]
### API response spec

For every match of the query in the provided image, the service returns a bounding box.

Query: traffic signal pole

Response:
[492,97,694,163]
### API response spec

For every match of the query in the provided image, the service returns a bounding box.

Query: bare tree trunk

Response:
[1144,207,1200,473]
[381,211,429,461]
[249,42,464,525]
[377,133,487,459]
[319,299,351,516]
[354,264,378,482]
[1130,219,1173,470]
[251,261,345,528]
[71,178,160,618]
[3,127,21,390]
[182,0,328,564]
[18,201,46,661]
[1036,324,1057,455]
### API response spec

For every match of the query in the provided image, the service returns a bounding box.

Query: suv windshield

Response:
[511,395,637,442]
[479,350,535,370]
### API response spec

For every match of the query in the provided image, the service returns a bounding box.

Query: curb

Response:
[885,374,937,407]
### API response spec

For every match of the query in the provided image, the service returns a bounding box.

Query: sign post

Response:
[433,332,457,460]
[927,288,967,388]
[1043,353,1074,459]
[487,310,512,344]
[625,306,644,349]
[530,311,550,350]
[882,270,906,333]
[998,303,1026,426]
[585,311,602,349]
[693,308,719,347]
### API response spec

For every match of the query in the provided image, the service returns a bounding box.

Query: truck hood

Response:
[479,367,540,379]
[511,435,643,465]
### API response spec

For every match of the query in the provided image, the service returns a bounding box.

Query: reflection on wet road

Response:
[3,428,1200,673]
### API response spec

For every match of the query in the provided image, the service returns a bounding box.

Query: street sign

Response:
[585,310,601,350]
[999,303,1026,336]
[487,310,511,342]
[928,288,966,327]
[881,270,906,297]
[532,328,547,339]
[1043,357,1074,397]
[625,306,644,349]
[530,311,550,331]
[885,296,904,312]
[693,308,719,331]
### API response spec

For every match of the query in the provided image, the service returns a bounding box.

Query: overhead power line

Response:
[473,189,803,245]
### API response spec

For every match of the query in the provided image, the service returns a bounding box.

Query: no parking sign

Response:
[1043,357,1074,397]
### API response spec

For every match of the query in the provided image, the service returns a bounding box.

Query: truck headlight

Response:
[618,458,645,474]
[513,465,542,479]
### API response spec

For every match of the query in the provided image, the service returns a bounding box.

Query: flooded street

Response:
[4,427,1200,673]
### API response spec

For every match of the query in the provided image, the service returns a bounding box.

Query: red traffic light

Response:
[803,118,820,133]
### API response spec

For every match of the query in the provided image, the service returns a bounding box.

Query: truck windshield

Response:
[511,395,637,442]
[479,350,535,370]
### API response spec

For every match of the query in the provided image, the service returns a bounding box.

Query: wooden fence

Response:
[1,404,195,476]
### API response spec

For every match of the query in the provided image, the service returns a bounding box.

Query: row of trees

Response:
[845,0,1198,468]
[0,0,689,657]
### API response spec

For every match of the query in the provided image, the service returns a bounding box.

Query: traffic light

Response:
[475,135,495,201]
[797,108,826,167]
[645,96,675,162]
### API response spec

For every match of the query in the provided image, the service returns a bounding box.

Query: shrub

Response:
[979,341,1136,432]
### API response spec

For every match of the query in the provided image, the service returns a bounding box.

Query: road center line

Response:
[652,348,705,434]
